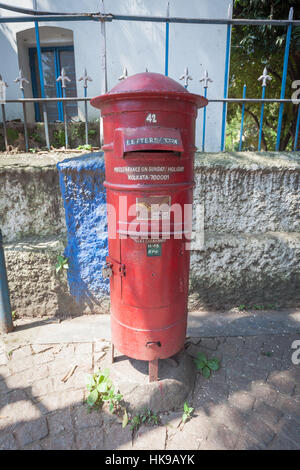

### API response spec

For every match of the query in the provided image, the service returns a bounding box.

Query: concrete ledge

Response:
[190,231,300,310]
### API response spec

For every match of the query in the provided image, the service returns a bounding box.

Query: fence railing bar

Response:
[33,1,50,150]
[1,103,8,150]
[1,14,300,25]
[276,7,293,151]
[239,84,246,151]
[3,97,300,104]
[165,2,170,76]
[221,4,232,152]
[294,106,300,152]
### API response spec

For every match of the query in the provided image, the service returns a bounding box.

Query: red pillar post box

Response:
[91,73,207,381]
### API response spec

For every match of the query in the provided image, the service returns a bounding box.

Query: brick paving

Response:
[0,331,299,450]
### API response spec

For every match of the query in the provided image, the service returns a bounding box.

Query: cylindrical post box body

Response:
[91,73,207,361]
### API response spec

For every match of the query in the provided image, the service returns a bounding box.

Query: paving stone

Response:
[47,409,73,435]
[103,423,133,450]
[199,338,220,351]
[235,432,263,450]
[193,377,228,408]
[33,351,55,365]
[279,417,300,446]
[166,430,201,450]
[242,364,269,382]
[245,414,276,447]
[159,411,182,438]
[202,424,239,450]
[249,381,279,404]
[13,417,48,447]
[0,397,41,429]
[273,395,300,420]
[75,427,105,450]
[208,403,248,431]
[94,340,110,353]
[178,410,213,442]
[35,389,84,412]
[0,432,19,449]
[32,345,54,354]
[0,353,7,366]
[23,442,43,450]
[8,346,32,361]
[253,400,283,428]
[31,378,55,397]
[228,391,255,413]
[187,337,201,345]
[74,343,93,355]
[268,433,299,450]
[41,432,75,450]
[72,404,103,429]
[0,365,11,380]
[8,356,34,373]
[133,426,167,450]
[268,370,296,395]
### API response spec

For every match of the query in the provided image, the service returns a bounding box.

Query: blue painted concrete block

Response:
[57,152,109,308]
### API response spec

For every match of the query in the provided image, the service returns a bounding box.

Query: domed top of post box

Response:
[90,72,208,109]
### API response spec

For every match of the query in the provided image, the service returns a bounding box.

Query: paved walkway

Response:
[0,312,299,450]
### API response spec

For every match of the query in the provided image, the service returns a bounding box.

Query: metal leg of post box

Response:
[149,359,158,383]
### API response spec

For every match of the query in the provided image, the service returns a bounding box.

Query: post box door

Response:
[120,238,188,308]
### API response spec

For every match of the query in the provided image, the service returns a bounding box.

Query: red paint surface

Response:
[91,72,207,361]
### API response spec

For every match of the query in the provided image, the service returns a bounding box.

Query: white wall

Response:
[0,0,232,151]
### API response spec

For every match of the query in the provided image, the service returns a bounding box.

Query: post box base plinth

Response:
[105,348,196,414]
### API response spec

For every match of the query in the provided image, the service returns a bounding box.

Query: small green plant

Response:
[53,129,66,148]
[55,255,69,273]
[29,148,38,153]
[194,352,220,378]
[77,144,92,151]
[129,409,159,431]
[86,368,123,413]
[11,311,16,320]
[30,132,42,143]
[182,402,194,423]
[88,129,96,137]
[7,350,13,359]
[261,351,273,357]
[7,128,19,143]
[237,304,247,311]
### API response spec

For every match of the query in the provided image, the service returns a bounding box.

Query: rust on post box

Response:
[91,73,207,381]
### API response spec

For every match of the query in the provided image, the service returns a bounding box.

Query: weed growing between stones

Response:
[55,255,69,274]
[182,402,194,424]
[86,368,123,414]
[129,409,160,432]
[194,352,220,378]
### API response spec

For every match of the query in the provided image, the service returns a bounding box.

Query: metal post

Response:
[0,74,8,150]
[33,0,50,150]
[239,84,246,151]
[15,70,29,152]
[79,69,92,146]
[165,2,170,76]
[294,105,300,151]
[56,68,71,148]
[200,70,212,152]
[100,0,108,147]
[1,103,8,150]
[276,7,293,151]
[0,230,13,333]
[220,3,232,152]
[258,68,271,151]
